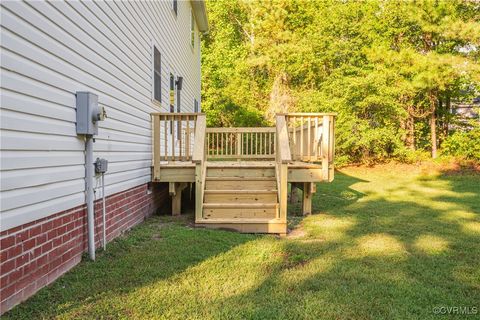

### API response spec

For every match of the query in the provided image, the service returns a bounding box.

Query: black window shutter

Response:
[153,47,161,102]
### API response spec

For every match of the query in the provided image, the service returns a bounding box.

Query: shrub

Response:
[441,122,480,161]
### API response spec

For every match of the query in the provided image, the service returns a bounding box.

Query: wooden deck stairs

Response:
[151,113,335,235]
[199,162,284,233]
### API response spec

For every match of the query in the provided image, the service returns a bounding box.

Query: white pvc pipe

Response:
[85,136,95,261]
[102,172,106,251]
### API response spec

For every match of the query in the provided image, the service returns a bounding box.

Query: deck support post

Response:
[302,182,316,215]
[290,183,299,204]
[169,182,187,215]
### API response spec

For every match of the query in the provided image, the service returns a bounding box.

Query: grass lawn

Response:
[5,163,480,319]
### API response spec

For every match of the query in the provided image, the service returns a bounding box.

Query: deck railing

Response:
[206,127,276,160]
[152,113,200,162]
[282,113,335,163]
[152,113,205,180]
[281,113,335,181]
[152,112,335,182]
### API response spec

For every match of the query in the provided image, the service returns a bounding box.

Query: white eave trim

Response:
[191,0,209,33]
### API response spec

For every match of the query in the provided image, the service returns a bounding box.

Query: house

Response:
[451,96,480,120]
[0,0,208,313]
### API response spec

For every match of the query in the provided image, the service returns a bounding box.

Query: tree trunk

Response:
[445,95,451,138]
[405,114,415,150]
[429,93,438,158]
[430,111,437,158]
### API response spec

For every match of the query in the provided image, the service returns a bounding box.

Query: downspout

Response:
[85,135,95,261]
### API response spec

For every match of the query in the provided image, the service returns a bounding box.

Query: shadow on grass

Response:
[214,167,480,319]
[3,213,258,319]
[5,166,479,319]
[287,170,366,231]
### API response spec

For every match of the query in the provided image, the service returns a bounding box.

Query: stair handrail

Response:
[275,115,291,224]
[193,114,207,222]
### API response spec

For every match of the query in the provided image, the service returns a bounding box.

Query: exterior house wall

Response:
[0,0,205,314]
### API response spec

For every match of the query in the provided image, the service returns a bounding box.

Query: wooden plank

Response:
[314,117,319,160]
[275,115,292,163]
[322,115,330,181]
[329,115,335,182]
[300,116,304,161]
[171,114,175,161]
[207,167,275,178]
[179,118,183,160]
[153,115,160,180]
[195,221,286,234]
[287,168,323,182]
[203,203,278,209]
[158,167,195,182]
[164,115,168,161]
[279,163,288,222]
[195,163,203,222]
[205,179,276,190]
[203,207,277,219]
[292,116,296,159]
[236,132,241,159]
[169,182,176,195]
[204,192,277,203]
[192,115,206,163]
[207,154,275,160]
[206,176,276,181]
[307,116,311,161]
[186,115,190,160]
[206,161,275,167]
[302,182,312,215]
[171,182,188,216]
[205,127,275,133]
[250,132,253,155]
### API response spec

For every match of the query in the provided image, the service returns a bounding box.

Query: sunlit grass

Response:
[5,163,479,320]
[414,235,449,255]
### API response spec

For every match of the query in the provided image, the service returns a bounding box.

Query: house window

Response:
[153,47,161,103]
[172,0,177,15]
[194,99,199,113]
[190,9,195,48]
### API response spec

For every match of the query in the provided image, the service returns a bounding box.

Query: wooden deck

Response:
[151,113,335,234]
[154,160,325,183]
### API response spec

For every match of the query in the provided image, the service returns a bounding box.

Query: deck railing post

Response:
[236,132,241,161]
[193,114,206,222]
[275,115,292,232]
[153,114,160,180]
[322,115,330,181]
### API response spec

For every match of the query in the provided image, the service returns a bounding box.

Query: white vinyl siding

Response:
[0,0,202,231]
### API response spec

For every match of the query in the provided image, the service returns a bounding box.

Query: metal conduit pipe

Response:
[85,135,96,261]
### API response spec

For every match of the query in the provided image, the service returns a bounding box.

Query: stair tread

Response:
[203,203,278,208]
[197,218,283,224]
[206,176,276,181]
[207,161,275,168]
[205,189,277,194]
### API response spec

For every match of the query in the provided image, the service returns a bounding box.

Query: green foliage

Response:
[442,122,480,160]
[202,0,480,163]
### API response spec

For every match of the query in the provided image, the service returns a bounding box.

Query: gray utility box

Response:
[76,92,102,135]
[95,158,108,173]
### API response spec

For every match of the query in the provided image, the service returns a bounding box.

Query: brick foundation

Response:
[0,183,167,314]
